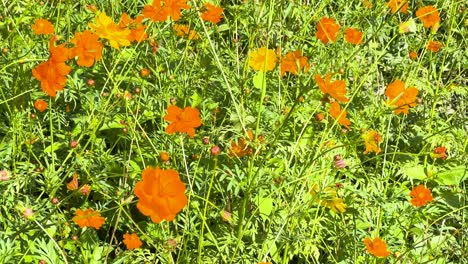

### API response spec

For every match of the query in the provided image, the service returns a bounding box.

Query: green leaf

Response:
[44,143,63,154]
[191,92,202,107]
[434,166,467,186]
[255,196,274,221]
[401,164,427,180]
[253,71,266,90]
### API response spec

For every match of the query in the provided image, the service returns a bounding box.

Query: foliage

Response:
[0,0,467,263]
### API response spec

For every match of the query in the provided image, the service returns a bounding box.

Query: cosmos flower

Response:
[134,167,188,223]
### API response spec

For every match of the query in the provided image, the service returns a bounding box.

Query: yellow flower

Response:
[362,130,382,154]
[310,184,346,213]
[89,12,131,49]
[249,47,277,72]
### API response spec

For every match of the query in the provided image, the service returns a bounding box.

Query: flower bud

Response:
[69,140,78,149]
[86,79,95,87]
[334,155,346,169]
[211,145,221,156]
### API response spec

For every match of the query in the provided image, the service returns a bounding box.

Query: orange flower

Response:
[279,49,309,77]
[344,28,363,45]
[249,47,277,72]
[70,30,103,67]
[119,13,148,43]
[329,101,351,128]
[32,19,54,35]
[316,17,340,44]
[89,12,131,49]
[410,185,433,207]
[32,60,70,97]
[315,73,349,103]
[32,37,71,97]
[72,208,106,229]
[143,0,168,22]
[48,36,70,64]
[385,79,419,115]
[164,105,202,138]
[426,40,442,53]
[409,51,418,60]
[364,237,391,258]
[173,24,199,40]
[165,0,190,21]
[416,6,440,29]
[159,152,170,162]
[362,130,382,154]
[134,167,187,223]
[386,0,408,14]
[201,3,224,24]
[123,233,143,250]
[228,130,262,158]
[432,146,447,160]
[66,173,79,190]
[34,99,48,112]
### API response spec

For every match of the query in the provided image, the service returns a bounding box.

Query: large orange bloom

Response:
[279,49,309,77]
[48,36,70,64]
[89,12,131,49]
[201,3,224,24]
[123,233,143,250]
[344,28,363,45]
[249,47,277,72]
[32,19,54,35]
[70,30,103,67]
[416,5,440,29]
[363,237,390,258]
[134,167,187,223]
[164,105,202,138]
[386,0,408,14]
[32,37,71,97]
[32,61,70,97]
[143,0,168,22]
[410,185,433,207]
[329,101,351,128]
[72,208,106,229]
[164,0,190,21]
[316,17,340,44]
[385,79,418,115]
[315,73,349,103]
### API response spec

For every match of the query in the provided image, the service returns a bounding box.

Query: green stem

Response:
[197,156,218,263]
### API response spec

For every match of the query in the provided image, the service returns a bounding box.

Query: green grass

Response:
[0,0,467,263]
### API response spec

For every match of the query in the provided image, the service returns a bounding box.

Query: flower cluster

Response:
[315,17,363,45]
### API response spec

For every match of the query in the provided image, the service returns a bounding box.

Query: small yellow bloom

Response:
[89,12,131,49]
